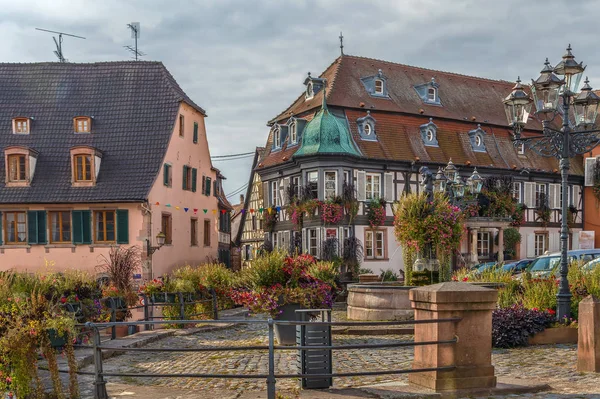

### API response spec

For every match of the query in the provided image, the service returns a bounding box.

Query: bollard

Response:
[211,288,219,320]
[578,296,600,372]
[266,318,276,399]
[89,324,108,399]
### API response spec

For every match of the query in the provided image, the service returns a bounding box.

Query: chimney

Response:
[240,194,245,205]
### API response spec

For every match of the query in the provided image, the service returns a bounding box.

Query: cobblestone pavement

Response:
[77,311,600,398]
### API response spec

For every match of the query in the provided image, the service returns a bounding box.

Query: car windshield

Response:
[501,263,516,271]
[529,256,560,272]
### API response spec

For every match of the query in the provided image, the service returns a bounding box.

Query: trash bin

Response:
[296,309,333,389]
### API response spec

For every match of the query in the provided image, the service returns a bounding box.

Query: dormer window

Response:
[419,118,439,147]
[290,122,297,144]
[74,117,91,133]
[306,82,314,100]
[357,111,377,141]
[517,142,525,155]
[70,146,102,187]
[304,72,326,101]
[468,124,487,152]
[4,146,38,187]
[427,87,437,102]
[375,79,384,94]
[12,118,30,134]
[415,77,441,106]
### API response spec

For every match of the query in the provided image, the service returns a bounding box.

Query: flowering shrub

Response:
[367,198,386,228]
[320,200,344,225]
[492,305,555,348]
[263,208,278,232]
[138,279,165,296]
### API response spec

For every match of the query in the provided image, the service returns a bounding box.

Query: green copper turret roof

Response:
[294,92,361,158]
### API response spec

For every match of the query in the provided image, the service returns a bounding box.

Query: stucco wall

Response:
[147,102,219,277]
[0,202,143,275]
[354,225,403,275]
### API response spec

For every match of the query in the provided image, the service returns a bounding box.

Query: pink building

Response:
[0,62,220,279]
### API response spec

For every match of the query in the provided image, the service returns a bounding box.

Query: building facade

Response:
[254,55,585,274]
[0,62,219,279]
[214,169,233,267]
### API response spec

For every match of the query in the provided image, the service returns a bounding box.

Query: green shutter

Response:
[116,209,129,244]
[193,122,198,144]
[163,164,169,186]
[72,210,92,245]
[206,177,212,196]
[191,168,197,192]
[27,211,47,244]
[37,211,47,244]
[214,181,218,197]
[182,165,188,190]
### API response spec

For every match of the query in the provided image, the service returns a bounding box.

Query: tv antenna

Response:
[125,23,145,60]
[35,28,86,62]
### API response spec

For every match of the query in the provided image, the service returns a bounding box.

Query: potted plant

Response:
[139,279,166,303]
[366,198,386,228]
[231,251,336,345]
[320,199,343,225]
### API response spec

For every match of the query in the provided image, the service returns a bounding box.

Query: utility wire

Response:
[226,183,249,198]
[212,155,254,162]
[211,151,255,159]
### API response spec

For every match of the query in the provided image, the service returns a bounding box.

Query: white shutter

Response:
[573,232,580,250]
[549,184,560,209]
[384,172,394,202]
[549,232,560,252]
[524,182,535,208]
[282,177,290,205]
[357,171,366,201]
[301,228,307,254]
[316,228,322,258]
[526,234,535,258]
[284,231,290,253]
[585,157,596,187]
[572,185,581,208]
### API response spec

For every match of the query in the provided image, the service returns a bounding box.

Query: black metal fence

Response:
[72,317,460,399]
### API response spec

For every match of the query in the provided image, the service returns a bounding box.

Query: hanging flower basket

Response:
[320,201,343,225]
[367,198,386,228]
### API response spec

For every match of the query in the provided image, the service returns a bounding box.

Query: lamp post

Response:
[429,160,483,205]
[503,45,600,321]
[147,231,166,257]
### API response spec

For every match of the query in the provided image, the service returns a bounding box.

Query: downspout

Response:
[141,201,153,280]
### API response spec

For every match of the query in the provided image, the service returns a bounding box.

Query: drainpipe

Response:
[141,201,153,280]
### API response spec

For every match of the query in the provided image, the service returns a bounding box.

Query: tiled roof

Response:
[259,55,583,176]
[0,61,204,203]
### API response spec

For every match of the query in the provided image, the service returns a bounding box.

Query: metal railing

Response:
[70,317,461,399]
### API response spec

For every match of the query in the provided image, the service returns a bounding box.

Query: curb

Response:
[333,327,414,336]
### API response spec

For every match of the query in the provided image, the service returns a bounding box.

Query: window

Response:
[512,182,522,203]
[290,123,297,144]
[477,231,490,258]
[535,183,547,208]
[191,218,198,246]
[163,163,172,187]
[252,215,257,230]
[426,128,435,142]
[7,154,26,182]
[306,82,314,99]
[535,233,548,256]
[74,117,91,133]
[272,232,279,249]
[74,154,92,182]
[193,122,199,144]
[179,114,185,137]
[292,176,300,197]
[161,214,172,245]
[308,228,318,256]
[364,123,372,135]
[307,171,318,199]
[474,135,482,147]
[365,230,385,259]
[517,143,525,155]
[203,219,211,246]
[366,173,381,200]
[324,171,337,199]
[374,79,384,94]
[427,87,437,102]
[271,181,279,206]
[94,210,116,243]
[13,118,29,134]
[49,211,71,243]
[182,166,197,192]
[3,211,26,244]
[273,127,281,148]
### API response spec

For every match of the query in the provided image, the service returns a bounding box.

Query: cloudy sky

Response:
[1,0,599,201]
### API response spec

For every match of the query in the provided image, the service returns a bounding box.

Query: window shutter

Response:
[214,180,218,197]
[182,165,188,190]
[357,171,366,201]
[263,182,269,207]
[526,234,535,258]
[163,164,169,186]
[27,211,38,244]
[191,168,197,192]
[549,232,560,252]
[206,177,212,196]
[524,182,535,208]
[116,209,129,244]
[72,211,82,244]
[302,228,307,254]
[384,172,394,202]
[37,211,46,244]
[193,122,199,144]
[548,184,558,209]
[284,230,290,253]
[282,178,290,205]
[585,157,596,186]
[573,185,581,208]
[72,210,91,244]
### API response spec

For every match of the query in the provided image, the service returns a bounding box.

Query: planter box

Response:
[47,329,67,349]
[528,326,578,345]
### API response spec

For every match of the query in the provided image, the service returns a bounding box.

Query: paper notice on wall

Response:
[578,231,595,250]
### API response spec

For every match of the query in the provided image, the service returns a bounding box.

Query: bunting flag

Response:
[151,202,299,217]
[267,207,272,213]
[250,208,255,213]
[221,209,226,214]
[166,204,172,207]
[259,208,264,213]
[184,208,189,212]
[276,206,281,212]
[155,202,160,205]
[203,209,208,214]
[175,206,180,210]
[241,209,246,214]
[212,209,217,215]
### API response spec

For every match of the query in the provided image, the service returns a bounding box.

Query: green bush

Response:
[307,261,339,288]
[380,269,399,282]
[239,250,288,289]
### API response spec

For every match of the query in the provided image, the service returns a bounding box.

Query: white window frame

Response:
[307,171,318,199]
[306,82,314,100]
[364,123,372,136]
[517,143,525,155]
[365,230,385,260]
[308,228,318,256]
[292,176,300,197]
[13,118,30,134]
[324,171,337,199]
[535,233,547,257]
[512,182,522,203]
[477,231,490,258]
[426,128,435,142]
[535,183,547,208]
[475,135,482,147]
[374,79,384,94]
[272,232,279,249]
[427,87,436,102]
[271,181,278,206]
[273,127,281,148]
[366,173,381,200]
[289,122,297,144]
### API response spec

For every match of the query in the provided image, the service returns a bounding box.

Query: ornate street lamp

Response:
[466,168,483,195]
[147,231,166,256]
[434,167,447,193]
[503,77,533,139]
[444,159,458,182]
[503,45,600,321]
[452,176,466,198]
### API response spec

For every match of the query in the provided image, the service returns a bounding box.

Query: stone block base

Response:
[409,364,496,391]
[528,326,578,345]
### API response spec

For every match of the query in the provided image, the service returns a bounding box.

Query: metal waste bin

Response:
[295,309,332,389]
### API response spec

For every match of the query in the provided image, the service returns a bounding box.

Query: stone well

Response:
[347,283,415,321]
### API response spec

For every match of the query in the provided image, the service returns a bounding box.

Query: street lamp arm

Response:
[515,127,600,157]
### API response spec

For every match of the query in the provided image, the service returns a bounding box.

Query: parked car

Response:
[470,261,497,271]
[582,257,600,271]
[502,259,534,275]
[527,249,600,278]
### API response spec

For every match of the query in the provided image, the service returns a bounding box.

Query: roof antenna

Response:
[35,28,86,62]
[339,32,344,56]
[125,23,145,61]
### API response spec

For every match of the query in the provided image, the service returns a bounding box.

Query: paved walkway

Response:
[74,317,600,398]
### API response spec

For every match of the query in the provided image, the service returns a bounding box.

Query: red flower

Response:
[60,297,67,304]
[462,277,469,282]
[547,308,556,315]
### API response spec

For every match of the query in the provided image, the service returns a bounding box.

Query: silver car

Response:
[527,249,600,278]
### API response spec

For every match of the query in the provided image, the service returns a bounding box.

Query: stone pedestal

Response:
[409,282,498,392]
[497,228,504,263]
[358,274,380,283]
[470,228,479,264]
[578,296,600,372]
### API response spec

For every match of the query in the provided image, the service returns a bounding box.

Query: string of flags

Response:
[154,201,283,216]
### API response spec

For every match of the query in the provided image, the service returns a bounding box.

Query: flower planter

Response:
[528,326,578,345]
[114,325,129,338]
[151,293,178,303]
[274,303,302,345]
[108,297,127,309]
[47,329,67,349]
